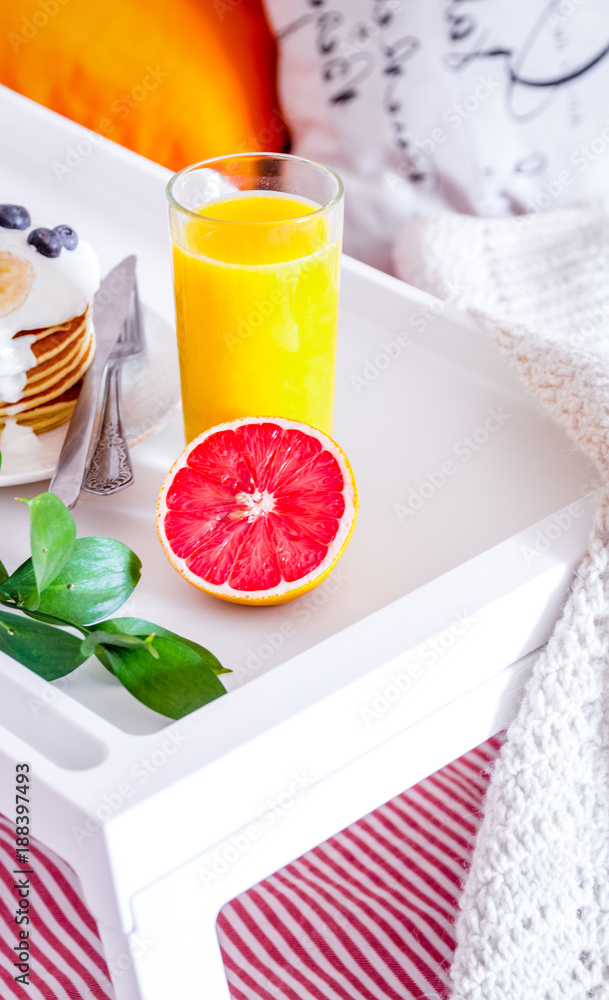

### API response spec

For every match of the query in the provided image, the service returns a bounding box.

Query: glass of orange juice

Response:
[166,153,344,443]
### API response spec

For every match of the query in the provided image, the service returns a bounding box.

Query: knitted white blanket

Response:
[394,205,609,999]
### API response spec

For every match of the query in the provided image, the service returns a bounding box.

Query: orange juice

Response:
[170,191,341,442]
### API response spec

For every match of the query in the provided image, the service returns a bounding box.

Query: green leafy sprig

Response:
[0,491,229,719]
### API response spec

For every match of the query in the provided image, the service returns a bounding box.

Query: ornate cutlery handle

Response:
[82,366,134,495]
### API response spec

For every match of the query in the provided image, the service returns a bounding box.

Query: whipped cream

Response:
[1,417,42,455]
[0,222,100,404]
[0,335,35,402]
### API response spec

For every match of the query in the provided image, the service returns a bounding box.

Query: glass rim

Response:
[166,152,344,226]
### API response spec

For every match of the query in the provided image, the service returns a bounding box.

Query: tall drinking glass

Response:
[167,153,344,443]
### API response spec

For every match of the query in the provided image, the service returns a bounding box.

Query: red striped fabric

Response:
[0,735,502,1000]
[0,815,114,1000]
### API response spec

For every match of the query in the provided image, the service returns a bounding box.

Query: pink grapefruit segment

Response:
[156,417,357,605]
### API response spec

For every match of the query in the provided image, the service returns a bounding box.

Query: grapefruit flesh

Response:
[156,417,357,605]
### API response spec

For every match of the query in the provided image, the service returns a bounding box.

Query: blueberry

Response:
[54,224,78,250]
[0,204,31,230]
[27,228,62,258]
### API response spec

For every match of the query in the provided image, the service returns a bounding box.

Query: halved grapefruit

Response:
[156,417,357,605]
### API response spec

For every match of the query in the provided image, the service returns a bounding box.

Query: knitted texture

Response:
[394,205,609,999]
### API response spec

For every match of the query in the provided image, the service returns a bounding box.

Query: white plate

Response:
[0,304,181,486]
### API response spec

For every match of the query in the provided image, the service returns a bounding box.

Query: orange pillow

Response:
[0,0,286,170]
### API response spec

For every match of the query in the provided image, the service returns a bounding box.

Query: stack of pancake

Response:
[2,307,95,433]
[0,208,100,435]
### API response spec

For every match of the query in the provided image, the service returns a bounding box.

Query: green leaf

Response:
[18,493,76,609]
[0,560,8,586]
[1,537,141,625]
[89,617,230,675]
[0,563,33,609]
[80,629,159,659]
[0,609,88,680]
[9,606,74,627]
[100,635,227,719]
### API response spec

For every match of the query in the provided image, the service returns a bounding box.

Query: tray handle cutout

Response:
[0,674,107,770]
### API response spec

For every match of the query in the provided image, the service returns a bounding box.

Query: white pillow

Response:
[263,0,609,273]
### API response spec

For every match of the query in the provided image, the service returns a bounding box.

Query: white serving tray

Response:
[0,85,600,1000]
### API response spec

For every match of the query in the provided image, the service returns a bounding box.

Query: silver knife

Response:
[49,255,137,509]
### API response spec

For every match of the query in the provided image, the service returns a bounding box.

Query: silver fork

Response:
[82,280,145,495]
